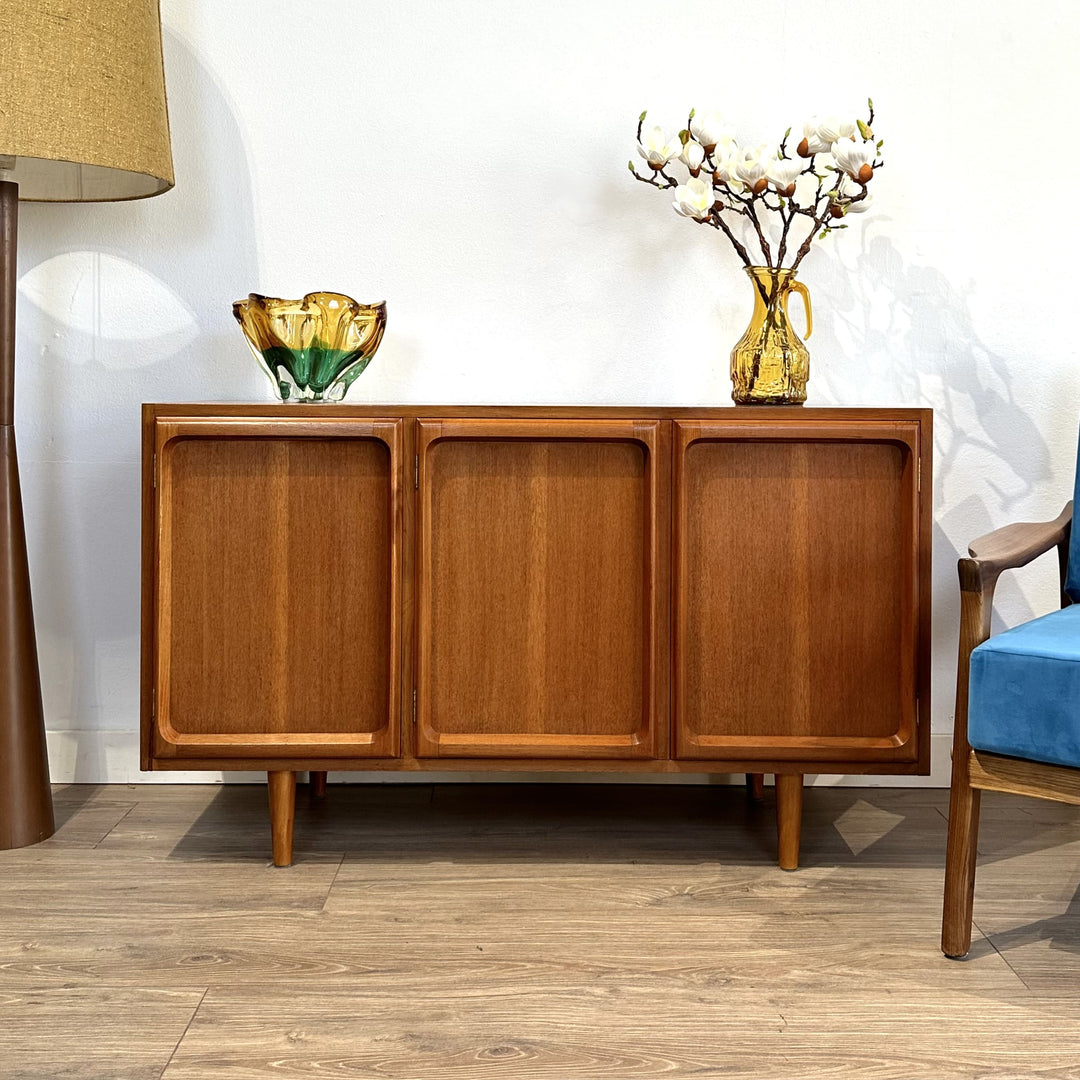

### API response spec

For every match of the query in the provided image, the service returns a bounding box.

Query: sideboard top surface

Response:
[145,404,931,422]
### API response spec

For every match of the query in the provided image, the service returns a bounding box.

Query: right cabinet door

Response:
[673,417,926,766]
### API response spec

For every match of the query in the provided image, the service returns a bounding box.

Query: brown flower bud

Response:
[797,137,811,158]
[830,204,845,219]
[752,177,768,195]
[781,183,796,198]
[857,163,873,184]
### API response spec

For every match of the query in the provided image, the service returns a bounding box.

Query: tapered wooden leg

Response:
[310,771,327,798]
[776,773,803,870]
[267,770,296,867]
[746,773,765,802]
[942,770,982,959]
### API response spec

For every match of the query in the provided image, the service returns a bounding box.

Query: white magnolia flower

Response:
[831,139,877,183]
[711,145,746,194]
[817,117,856,144]
[766,158,802,197]
[672,177,715,220]
[680,139,706,174]
[798,116,856,157]
[798,119,830,157]
[838,174,873,212]
[734,144,775,193]
[690,109,735,152]
[637,125,683,169]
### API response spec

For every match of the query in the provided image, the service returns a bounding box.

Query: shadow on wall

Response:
[811,228,1051,499]
[15,30,259,773]
[805,227,1059,642]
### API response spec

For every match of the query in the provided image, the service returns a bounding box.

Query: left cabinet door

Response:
[147,417,404,762]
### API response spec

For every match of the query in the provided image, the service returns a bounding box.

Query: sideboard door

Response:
[673,417,928,768]
[415,419,669,759]
[149,417,404,761]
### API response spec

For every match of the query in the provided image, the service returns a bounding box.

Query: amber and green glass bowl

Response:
[232,292,387,403]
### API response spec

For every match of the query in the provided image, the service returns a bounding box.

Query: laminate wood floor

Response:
[1,782,1079,1079]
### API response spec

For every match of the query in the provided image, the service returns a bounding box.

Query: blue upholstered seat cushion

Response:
[968,603,1080,768]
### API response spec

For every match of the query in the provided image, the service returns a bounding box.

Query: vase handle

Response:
[787,280,813,340]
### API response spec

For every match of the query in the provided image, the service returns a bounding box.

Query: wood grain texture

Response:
[145,405,933,423]
[5,783,1079,1080]
[746,773,765,801]
[152,422,403,759]
[966,501,1073,577]
[267,771,296,867]
[8,786,1080,1080]
[673,420,923,764]
[776,773,803,870]
[969,751,1080,806]
[142,408,931,868]
[157,989,1080,1080]
[0,987,205,1080]
[415,420,666,759]
[144,755,933,774]
[143,407,930,776]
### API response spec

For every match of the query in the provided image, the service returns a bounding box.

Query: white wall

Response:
[17,0,1079,784]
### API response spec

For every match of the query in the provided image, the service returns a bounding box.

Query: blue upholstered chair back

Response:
[1066,437,1080,603]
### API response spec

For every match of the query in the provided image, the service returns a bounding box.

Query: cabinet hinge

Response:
[414,454,419,490]
[412,688,417,723]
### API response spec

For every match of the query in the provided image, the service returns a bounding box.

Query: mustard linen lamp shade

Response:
[0,0,174,200]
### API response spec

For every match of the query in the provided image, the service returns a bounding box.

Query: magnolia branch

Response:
[633,101,882,274]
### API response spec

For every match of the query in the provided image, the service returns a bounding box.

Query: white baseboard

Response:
[46,729,956,787]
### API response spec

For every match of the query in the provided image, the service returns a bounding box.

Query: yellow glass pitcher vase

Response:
[730,266,813,405]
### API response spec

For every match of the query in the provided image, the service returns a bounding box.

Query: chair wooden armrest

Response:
[964,501,1073,586]
[957,502,1072,654]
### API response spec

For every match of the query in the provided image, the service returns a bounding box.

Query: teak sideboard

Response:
[141,404,932,867]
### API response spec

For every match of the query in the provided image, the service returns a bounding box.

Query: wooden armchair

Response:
[942,498,1078,958]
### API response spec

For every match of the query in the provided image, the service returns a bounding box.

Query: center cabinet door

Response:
[415,419,669,759]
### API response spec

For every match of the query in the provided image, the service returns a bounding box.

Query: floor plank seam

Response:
[973,917,1038,994]
[320,852,348,912]
[158,985,209,1079]
[92,802,140,848]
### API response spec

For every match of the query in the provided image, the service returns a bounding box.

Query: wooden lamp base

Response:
[0,179,54,849]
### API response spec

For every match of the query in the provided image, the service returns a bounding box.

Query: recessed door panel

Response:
[674,420,921,763]
[416,419,667,758]
[153,420,403,759]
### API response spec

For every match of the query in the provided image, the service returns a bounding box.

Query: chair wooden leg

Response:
[746,772,765,802]
[776,773,803,870]
[310,770,328,799]
[267,770,296,867]
[942,772,981,959]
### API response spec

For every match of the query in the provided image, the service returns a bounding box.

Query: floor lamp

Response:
[0,2,174,849]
